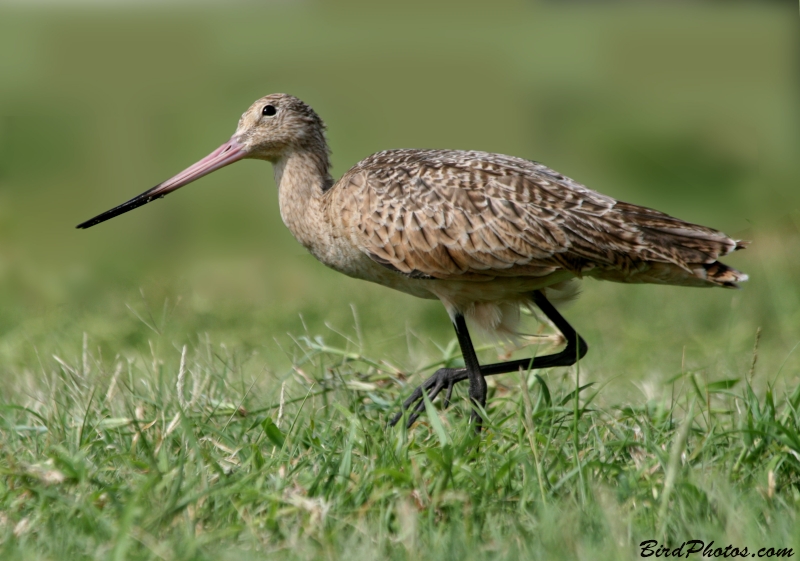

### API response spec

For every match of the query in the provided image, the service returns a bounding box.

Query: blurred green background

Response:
[0,0,798,395]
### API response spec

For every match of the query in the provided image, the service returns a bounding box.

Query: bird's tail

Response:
[699,260,749,288]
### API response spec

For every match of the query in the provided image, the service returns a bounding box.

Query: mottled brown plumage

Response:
[334,148,747,288]
[78,93,749,429]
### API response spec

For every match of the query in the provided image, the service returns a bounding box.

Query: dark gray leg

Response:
[452,313,487,430]
[389,290,588,429]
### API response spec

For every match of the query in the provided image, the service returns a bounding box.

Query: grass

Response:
[1,277,799,560]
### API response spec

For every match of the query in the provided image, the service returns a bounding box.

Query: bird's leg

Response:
[452,313,487,431]
[389,290,588,429]
[482,290,588,375]
[390,313,486,432]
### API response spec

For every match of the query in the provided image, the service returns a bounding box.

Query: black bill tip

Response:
[76,186,166,229]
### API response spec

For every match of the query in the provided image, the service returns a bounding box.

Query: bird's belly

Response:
[425,273,580,340]
[312,239,576,307]
[303,226,577,305]
[424,272,576,309]
[307,237,439,300]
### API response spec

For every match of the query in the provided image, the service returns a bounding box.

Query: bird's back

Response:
[330,149,748,288]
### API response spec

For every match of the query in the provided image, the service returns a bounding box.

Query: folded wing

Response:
[334,149,747,288]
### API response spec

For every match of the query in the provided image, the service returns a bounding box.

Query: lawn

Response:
[1,1,798,559]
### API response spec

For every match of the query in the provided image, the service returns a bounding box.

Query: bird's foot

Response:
[389,367,466,428]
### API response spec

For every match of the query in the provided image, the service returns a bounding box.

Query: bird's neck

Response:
[272,145,333,194]
[272,147,334,252]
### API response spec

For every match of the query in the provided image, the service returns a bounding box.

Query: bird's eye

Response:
[262,105,277,116]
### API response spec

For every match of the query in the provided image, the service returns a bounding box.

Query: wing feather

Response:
[332,149,746,286]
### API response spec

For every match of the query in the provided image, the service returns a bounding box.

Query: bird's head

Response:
[76,93,327,229]
[234,93,328,162]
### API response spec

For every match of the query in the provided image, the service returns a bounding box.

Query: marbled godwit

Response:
[78,94,748,430]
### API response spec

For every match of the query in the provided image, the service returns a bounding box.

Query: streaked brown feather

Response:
[332,149,747,288]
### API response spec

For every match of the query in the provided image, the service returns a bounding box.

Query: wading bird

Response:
[78,94,748,430]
